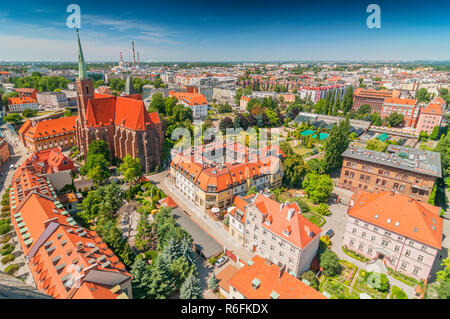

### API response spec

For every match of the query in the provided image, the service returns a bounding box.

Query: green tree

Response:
[302,173,333,204]
[80,153,111,185]
[3,113,23,125]
[429,126,440,140]
[323,118,350,172]
[367,139,388,152]
[119,154,143,184]
[21,108,38,118]
[169,257,194,288]
[150,92,165,114]
[416,88,431,103]
[341,87,354,115]
[208,273,219,291]
[180,273,202,299]
[387,112,404,127]
[319,249,341,277]
[147,258,175,298]
[283,154,308,188]
[88,140,111,160]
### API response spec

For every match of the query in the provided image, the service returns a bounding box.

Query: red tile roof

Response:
[251,194,322,249]
[24,116,77,139]
[384,97,417,106]
[348,191,443,249]
[228,256,326,299]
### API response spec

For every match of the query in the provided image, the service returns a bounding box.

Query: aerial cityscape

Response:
[0,0,449,305]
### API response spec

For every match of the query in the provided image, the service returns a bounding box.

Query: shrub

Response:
[301,270,320,290]
[1,243,15,256]
[317,203,330,216]
[1,253,15,265]
[1,205,10,213]
[295,199,310,213]
[1,198,9,206]
[0,223,12,235]
[363,271,390,292]
[4,264,19,275]
[0,234,11,244]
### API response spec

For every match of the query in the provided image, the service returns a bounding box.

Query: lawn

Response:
[333,260,358,286]
[303,212,326,227]
[390,285,408,299]
[353,270,389,299]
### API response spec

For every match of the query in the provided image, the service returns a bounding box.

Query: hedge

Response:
[1,243,15,256]
[4,264,19,275]
[0,234,11,244]
[341,246,370,263]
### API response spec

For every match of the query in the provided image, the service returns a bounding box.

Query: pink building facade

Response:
[415,102,443,135]
[343,191,443,281]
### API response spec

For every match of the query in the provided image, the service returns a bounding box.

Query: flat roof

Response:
[342,145,442,178]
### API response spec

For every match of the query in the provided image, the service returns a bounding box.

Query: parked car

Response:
[214,256,229,268]
[325,229,335,238]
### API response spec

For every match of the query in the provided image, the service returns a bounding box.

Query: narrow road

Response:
[146,171,254,263]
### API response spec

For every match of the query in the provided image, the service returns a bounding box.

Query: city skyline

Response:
[0,0,449,62]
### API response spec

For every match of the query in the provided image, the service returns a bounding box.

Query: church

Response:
[74,32,164,173]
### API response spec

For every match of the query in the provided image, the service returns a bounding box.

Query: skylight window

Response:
[395,222,399,227]
[387,219,391,223]
[374,214,379,219]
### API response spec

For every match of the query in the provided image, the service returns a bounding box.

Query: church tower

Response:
[75,30,94,123]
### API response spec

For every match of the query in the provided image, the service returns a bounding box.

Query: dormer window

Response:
[251,278,260,289]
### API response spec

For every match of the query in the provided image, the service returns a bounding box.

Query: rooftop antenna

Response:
[132,41,136,68]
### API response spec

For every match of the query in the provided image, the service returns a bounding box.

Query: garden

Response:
[332,260,358,286]
[352,270,390,299]
[320,278,359,299]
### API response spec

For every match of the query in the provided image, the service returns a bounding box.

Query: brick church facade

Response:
[74,32,163,173]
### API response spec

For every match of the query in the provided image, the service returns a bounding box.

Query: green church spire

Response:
[77,29,87,80]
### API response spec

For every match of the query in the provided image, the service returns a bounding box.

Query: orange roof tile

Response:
[384,97,417,106]
[216,264,239,292]
[24,116,77,139]
[348,191,443,249]
[228,256,326,299]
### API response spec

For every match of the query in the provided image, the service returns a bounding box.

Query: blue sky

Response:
[0,0,449,62]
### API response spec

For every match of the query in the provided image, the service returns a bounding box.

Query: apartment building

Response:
[339,145,441,202]
[228,193,321,277]
[169,141,284,211]
[8,96,39,113]
[218,255,326,299]
[381,97,420,128]
[338,145,442,202]
[19,116,77,152]
[16,88,38,100]
[415,101,443,135]
[343,191,443,280]
[169,91,208,118]
[352,88,400,113]
[8,149,132,299]
[36,92,69,109]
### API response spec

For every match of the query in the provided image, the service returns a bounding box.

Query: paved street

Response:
[0,124,35,287]
[146,171,254,263]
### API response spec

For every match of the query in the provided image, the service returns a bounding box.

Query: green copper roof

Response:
[77,31,87,80]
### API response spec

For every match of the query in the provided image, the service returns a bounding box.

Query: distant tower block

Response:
[119,51,123,67]
[137,52,140,67]
[132,41,136,68]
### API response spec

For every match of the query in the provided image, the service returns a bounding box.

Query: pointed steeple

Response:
[124,76,136,95]
[77,30,87,80]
